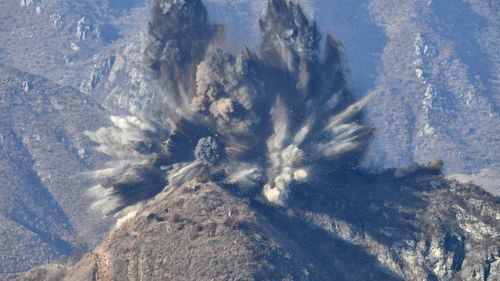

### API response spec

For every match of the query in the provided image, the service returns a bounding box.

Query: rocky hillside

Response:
[362,0,500,177]
[14,169,500,281]
[0,0,155,276]
[0,64,110,277]
[0,0,158,113]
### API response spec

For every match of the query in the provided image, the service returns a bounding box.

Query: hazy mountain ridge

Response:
[0,0,153,113]
[363,0,500,177]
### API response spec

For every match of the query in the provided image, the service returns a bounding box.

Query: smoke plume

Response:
[87,0,373,215]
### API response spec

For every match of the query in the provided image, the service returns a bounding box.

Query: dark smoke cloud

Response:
[87,0,373,216]
[194,137,222,164]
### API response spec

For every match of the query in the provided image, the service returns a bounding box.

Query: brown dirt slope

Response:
[13,169,500,281]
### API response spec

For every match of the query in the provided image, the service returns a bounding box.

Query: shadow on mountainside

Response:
[254,199,403,280]
[250,164,499,280]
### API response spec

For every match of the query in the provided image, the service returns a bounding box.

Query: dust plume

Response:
[87,0,373,215]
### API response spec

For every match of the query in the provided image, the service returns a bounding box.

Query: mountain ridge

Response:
[13,170,500,280]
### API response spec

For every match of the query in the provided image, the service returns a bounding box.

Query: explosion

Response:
[87,0,373,216]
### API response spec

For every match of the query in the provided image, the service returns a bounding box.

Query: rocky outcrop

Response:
[13,169,500,280]
[15,183,335,281]
[80,56,116,92]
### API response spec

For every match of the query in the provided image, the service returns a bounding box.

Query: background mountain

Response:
[0,0,152,276]
[0,63,110,276]
[0,0,498,278]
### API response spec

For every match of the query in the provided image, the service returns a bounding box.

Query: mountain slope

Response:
[363,0,500,176]
[14,170,500,281]
[0,124,73,276]
[0,0,155,113]
[0,64,111,277]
